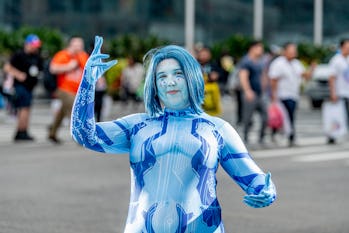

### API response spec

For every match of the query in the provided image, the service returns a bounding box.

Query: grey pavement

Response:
[0,95,349,233]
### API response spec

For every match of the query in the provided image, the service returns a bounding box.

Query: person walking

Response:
[71,36,276,232]
[48,36,89,143]
[120,55,144,103]
[268,42,314,147]
[197,46,223,115]
[239,40,268,145]
[3,34,43,141]
[327,38,349,144]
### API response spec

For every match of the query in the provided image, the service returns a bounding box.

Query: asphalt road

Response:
[0,96,348,233]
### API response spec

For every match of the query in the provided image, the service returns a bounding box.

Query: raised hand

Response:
[243,172,276,208]
[84,36,117,84]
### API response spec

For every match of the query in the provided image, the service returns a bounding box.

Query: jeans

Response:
[242,95,268,143]
[281,99,297,143]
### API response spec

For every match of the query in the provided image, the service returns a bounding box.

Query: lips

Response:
[167,90,179,95]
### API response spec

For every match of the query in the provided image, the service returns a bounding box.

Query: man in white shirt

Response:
[268,43,313,147]
[327,39,349,144]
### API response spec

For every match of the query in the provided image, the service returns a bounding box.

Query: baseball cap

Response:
[25,34,42,48]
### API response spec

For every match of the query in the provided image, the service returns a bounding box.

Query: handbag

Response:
[322,100,348,138]
[268,102,284,130]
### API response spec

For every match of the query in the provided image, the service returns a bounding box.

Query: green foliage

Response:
[105,34,169,98]
[108,34,169,62]
[0,26,64,58]
[297,43,335,64]
[211,34,255,62]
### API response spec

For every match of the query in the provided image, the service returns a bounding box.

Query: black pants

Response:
[281,99,297,143]
[344,98,349,126]
[94,90,105,122]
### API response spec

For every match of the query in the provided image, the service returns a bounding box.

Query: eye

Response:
[175,70,184,76]
[157,74,167,80]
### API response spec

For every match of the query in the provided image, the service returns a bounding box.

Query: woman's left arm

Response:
[218,122,276,208]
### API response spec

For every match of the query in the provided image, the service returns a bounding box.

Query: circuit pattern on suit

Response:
[71,76,272,233]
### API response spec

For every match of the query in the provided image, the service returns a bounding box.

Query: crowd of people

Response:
[0,34,348,147]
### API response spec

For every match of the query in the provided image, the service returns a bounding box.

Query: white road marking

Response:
[293,151,349,162]
[252,144,349,159]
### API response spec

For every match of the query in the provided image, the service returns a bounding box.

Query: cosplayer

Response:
[71,36,276,232]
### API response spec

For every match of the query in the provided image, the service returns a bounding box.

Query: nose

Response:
[167,75,176,86]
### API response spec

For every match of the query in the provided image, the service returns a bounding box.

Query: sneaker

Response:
[48,135,62,144]
[14,131,34,142]
[327,137,336,145]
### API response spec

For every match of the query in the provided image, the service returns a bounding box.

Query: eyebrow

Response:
[156,68,182,77]
[156,72,165,78]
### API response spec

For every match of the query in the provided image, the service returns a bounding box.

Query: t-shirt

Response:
[239,55,264,96]
[268,56,305,100]
[121,63,144,93]
[51,50,89,94]
[10,50,43,90]
[328,53,349,98]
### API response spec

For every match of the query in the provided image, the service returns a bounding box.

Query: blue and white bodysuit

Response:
[71,37,275,232]
[71,79,273,233]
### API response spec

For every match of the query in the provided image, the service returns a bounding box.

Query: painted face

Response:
[155,58,190,110]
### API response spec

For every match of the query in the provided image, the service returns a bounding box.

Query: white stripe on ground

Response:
[293,151,349,162]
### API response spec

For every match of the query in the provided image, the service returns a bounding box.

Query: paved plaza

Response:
[0,96,348,233]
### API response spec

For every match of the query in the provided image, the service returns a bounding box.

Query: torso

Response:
[269,56,304,100]
[330,54,349,98]
[52,50,88,94]
[121,109,225,232]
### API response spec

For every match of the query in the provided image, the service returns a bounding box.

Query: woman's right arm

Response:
[71,36,129,154]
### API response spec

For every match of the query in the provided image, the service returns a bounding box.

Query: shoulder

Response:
[268,57,284,77]
[330,53,342,64]
[271,56,285,66]
[239,56,250,67]
[78,51,89,60]
[117,113,153,126]
[10,50,24,60]
[199,113,228,129]
[51,50,70,63]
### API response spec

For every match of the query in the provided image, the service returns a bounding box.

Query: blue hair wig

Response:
[143,45,204,116]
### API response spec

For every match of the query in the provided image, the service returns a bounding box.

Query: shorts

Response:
[13,84,33,108]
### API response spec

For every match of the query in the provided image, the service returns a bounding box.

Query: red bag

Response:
[268,103,284,130]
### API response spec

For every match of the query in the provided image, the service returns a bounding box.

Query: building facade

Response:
[0,0,348,46]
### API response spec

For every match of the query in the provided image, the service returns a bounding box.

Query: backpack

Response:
[43,59,57,95]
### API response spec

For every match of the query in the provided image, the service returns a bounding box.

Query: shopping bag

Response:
[268,102,284,130]
[322,100,348,138]
[267,101,291,136]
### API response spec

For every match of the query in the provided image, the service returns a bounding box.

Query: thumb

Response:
[264,172,271,188]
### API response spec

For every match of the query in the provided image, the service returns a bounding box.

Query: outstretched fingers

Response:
[91,36,103,56]
[103,60,118,69]
[264,172,271,188]
[244,199,271,208]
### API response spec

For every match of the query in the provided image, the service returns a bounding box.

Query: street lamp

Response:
[185,0,195,53]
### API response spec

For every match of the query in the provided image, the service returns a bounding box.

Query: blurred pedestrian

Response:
[120,55,144,104]
[327,38,349,144]
[239,40,268,145]
[47,36,89,143]
[197,47,222,115]
[3,34,43,141]
[217,52,234,95]
[94,76,107,122]
[268,42,314,147]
